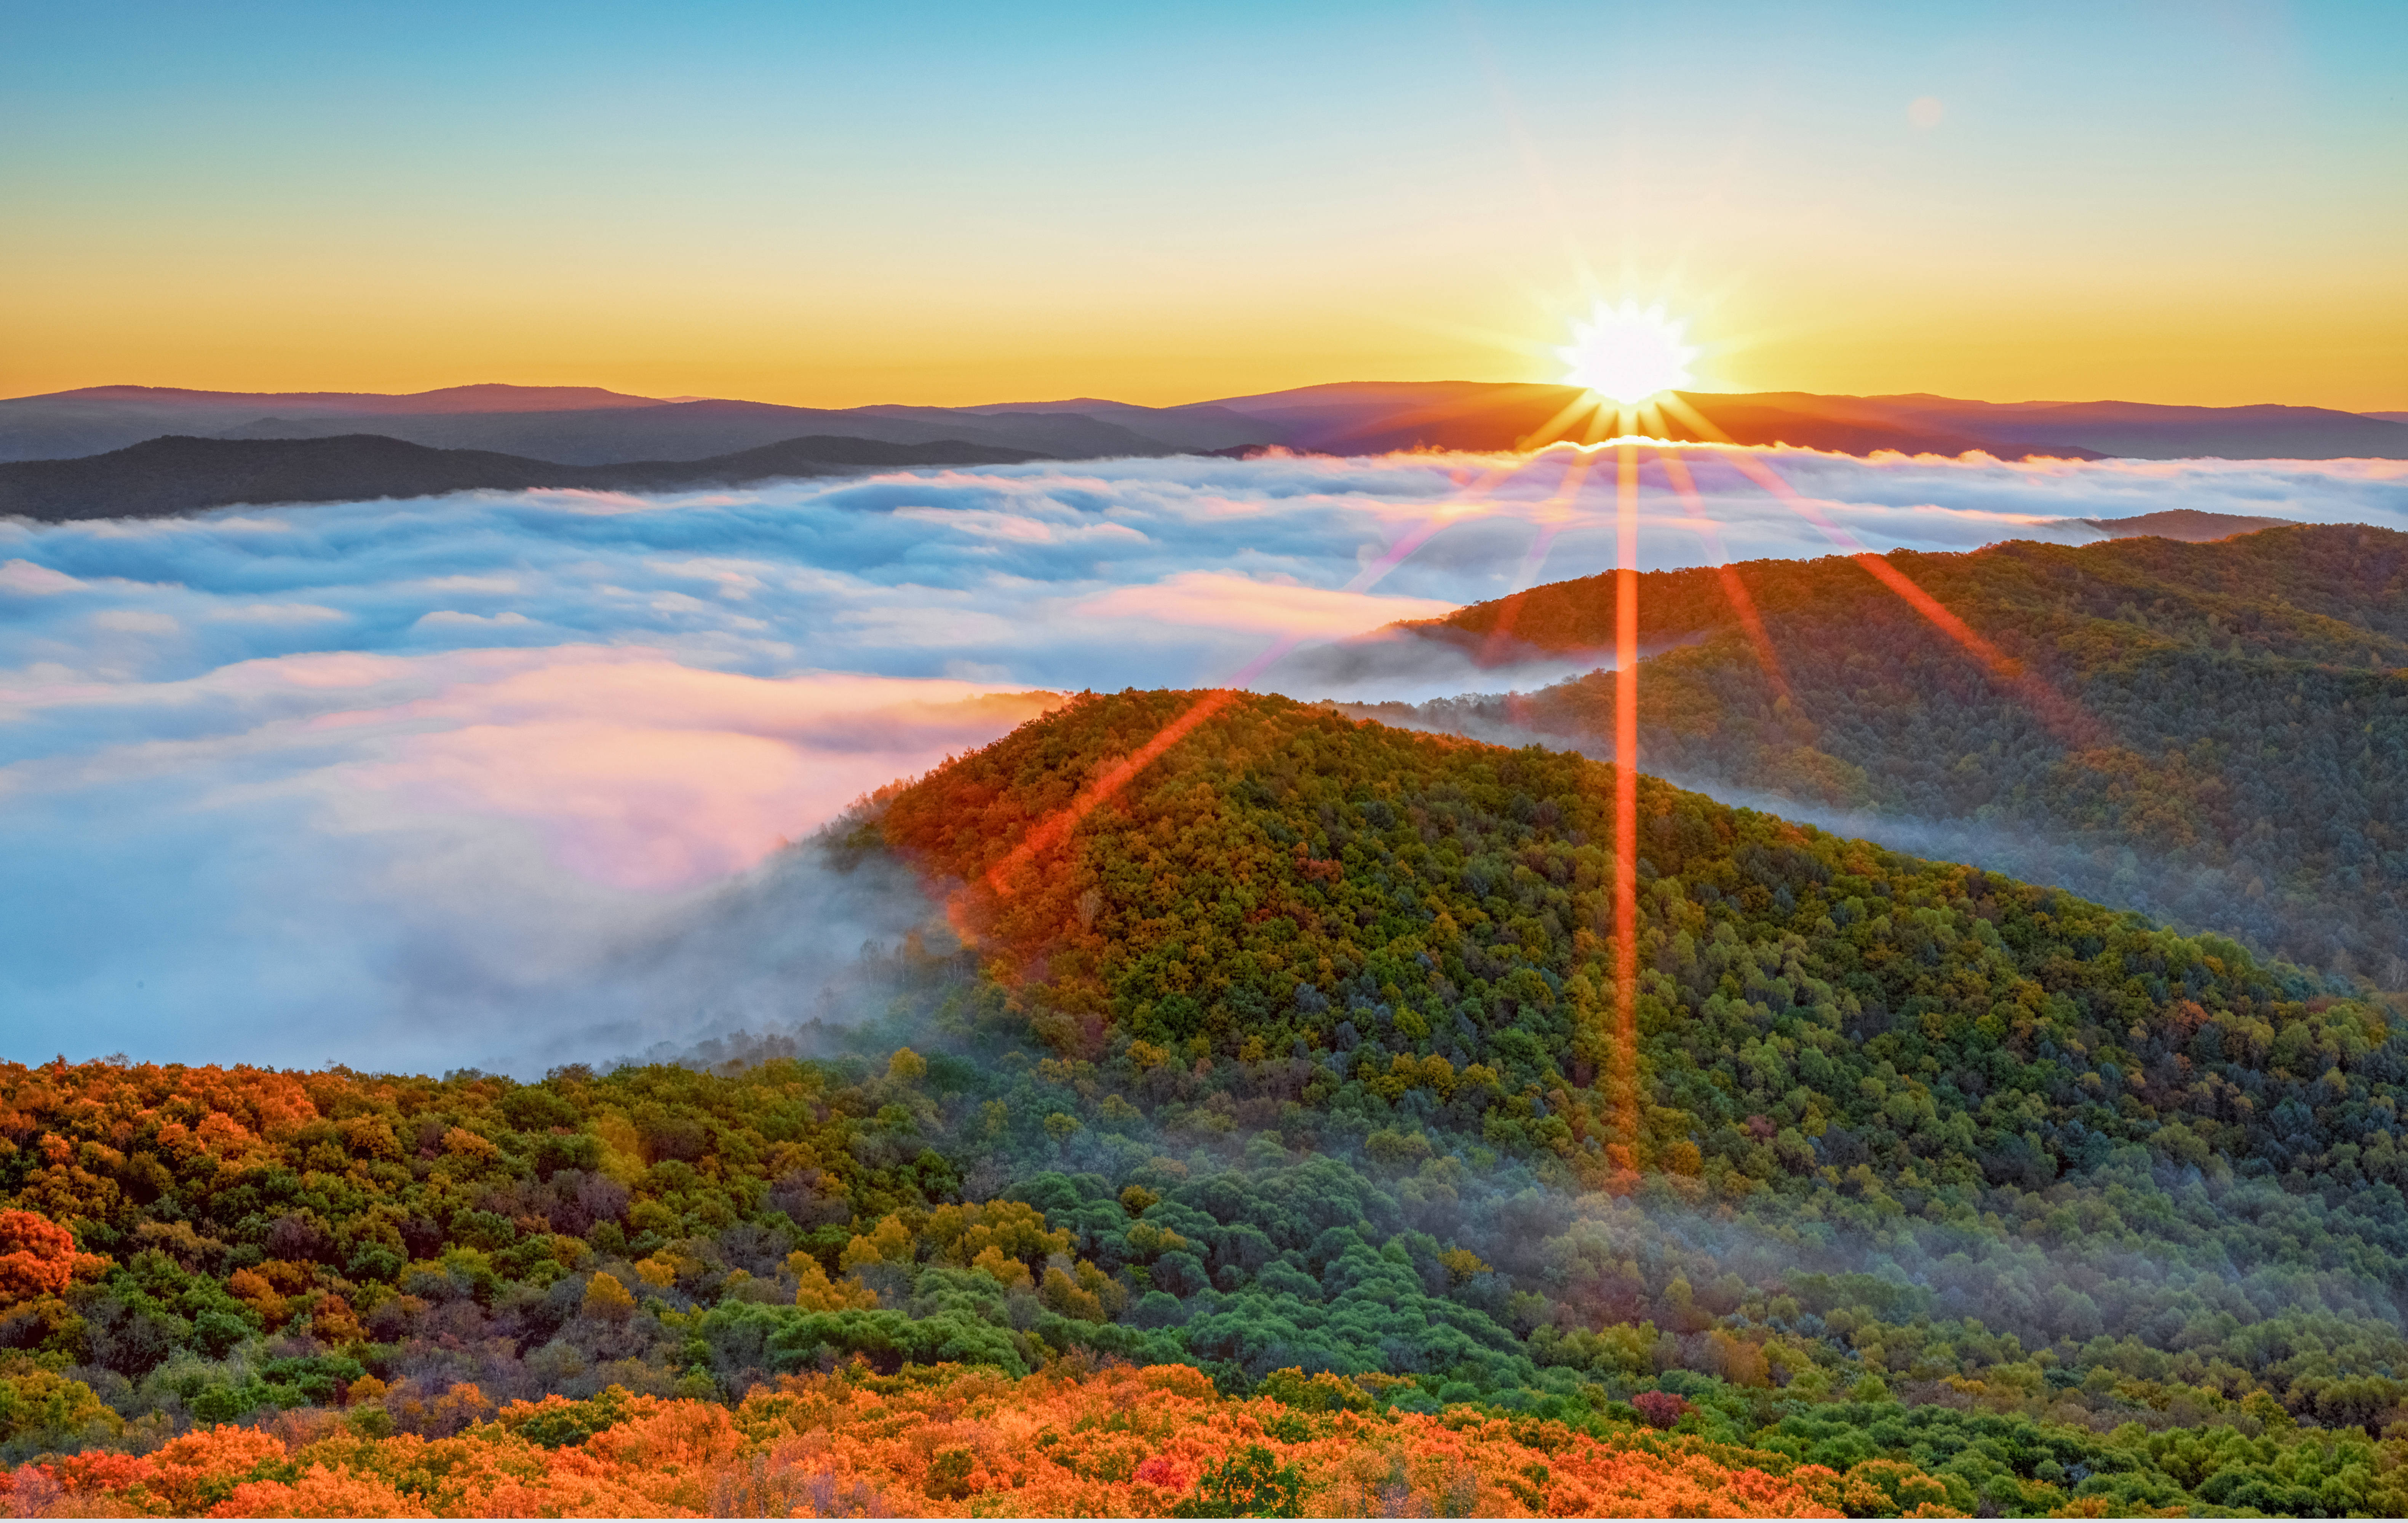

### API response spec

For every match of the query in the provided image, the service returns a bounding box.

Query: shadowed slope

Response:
[1365,525,2408,976]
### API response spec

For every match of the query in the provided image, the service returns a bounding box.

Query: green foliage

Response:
[0,1364,121,1460]
[1171,1443,1307,1517]
[1385,523,2408,982]
[501,1384,633,1448]
[11,688,2408,1517]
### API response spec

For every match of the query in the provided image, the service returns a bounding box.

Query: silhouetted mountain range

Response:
[6,381,2404,471]
[1196,382,2408,460]
[0,432,1045,522]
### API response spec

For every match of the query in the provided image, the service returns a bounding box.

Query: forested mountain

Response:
[1373,524,2408,986]
[0,384,1243,464]
[9,692,2408,1515]
[0,432,1048,521]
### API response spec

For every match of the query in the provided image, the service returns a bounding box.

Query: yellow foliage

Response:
[1040,1264,1103,1321]
[633,1255,677,1289]
[582,1272,637,1320]
[228,1267,289,1327]
[840,1213,915,1272]
[1256,1366,1374,1413]
[970,1244,1034,1291]
[1075,1258,1128,1315]
[786,1252,879,1311]
[1125,1219,1190,1258]
[439,1127,500,1163]
[919,1198,1071,1269]
[254,1258,313,1294]
[0,1367,121,1445]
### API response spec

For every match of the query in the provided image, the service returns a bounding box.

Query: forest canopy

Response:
[6,690,2408,1517]
[1371,523,2408,985]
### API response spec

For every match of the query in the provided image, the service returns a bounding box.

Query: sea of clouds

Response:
[4,446,2401,1073]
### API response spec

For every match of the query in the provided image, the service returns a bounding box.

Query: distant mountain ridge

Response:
[5,380,2403,467]
[1354,523,2408,980]
[2042,508,2298,541]
[0,432,1045,522]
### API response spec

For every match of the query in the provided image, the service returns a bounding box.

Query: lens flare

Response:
[1556,300,1699,403]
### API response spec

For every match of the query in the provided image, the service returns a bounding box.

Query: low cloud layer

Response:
[3,446,2400,1071]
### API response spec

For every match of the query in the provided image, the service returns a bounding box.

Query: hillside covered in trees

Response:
[1373,523,2408,987]
[7,692,2408,1515]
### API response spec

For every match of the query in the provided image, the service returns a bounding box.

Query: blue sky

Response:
[4,0,2401,406]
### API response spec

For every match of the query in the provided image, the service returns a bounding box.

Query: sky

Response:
[5,447,2403,1073]
[3,0,2404,410]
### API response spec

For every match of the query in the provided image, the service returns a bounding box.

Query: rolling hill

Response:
[1357,524,2408,982]
[0,432,1048,520]
[10,380,2404,469]
[8,691,2408,1515]
[0,384,1259,465]
[0,383,665,462]
[1198,382,2408,459]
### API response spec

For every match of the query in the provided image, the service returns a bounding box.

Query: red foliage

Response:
[1632,1390,1693,1428]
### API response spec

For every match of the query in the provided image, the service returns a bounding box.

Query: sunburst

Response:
[1555,299,1700,403]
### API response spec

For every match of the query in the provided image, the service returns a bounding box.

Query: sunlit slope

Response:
[10,1363,1847,1518]
[876,690,2398,1200]
[14,697,2408,1514]
[1382,524,2408,979]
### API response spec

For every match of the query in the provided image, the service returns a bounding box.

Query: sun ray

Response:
[1608,439,1642,1181]
[983,449,1566,902]
[1476,449,1598,664]
[1516,391,1609,452]
[1655,394,2097,746]
[1656,448,1792,702]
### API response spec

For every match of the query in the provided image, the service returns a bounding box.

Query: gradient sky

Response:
[3,0,2402,410]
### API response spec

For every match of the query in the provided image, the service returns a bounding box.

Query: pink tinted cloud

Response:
[329,649,1061,890]
[1075,571,1458,637]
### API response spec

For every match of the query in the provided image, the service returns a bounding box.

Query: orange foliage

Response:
[0,1210,79,1305]
[13,1362,1846,1518]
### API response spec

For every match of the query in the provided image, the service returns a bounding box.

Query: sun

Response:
[1555,299,1700,403]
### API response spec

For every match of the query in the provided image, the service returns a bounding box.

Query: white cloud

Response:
[92,608,179,633]
[1077,571,1458,636]
[410,573,523,594]
[207,602,347,624]
[0,559,85,595]
[413,609,534,629]
[0,446,2397,1071]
